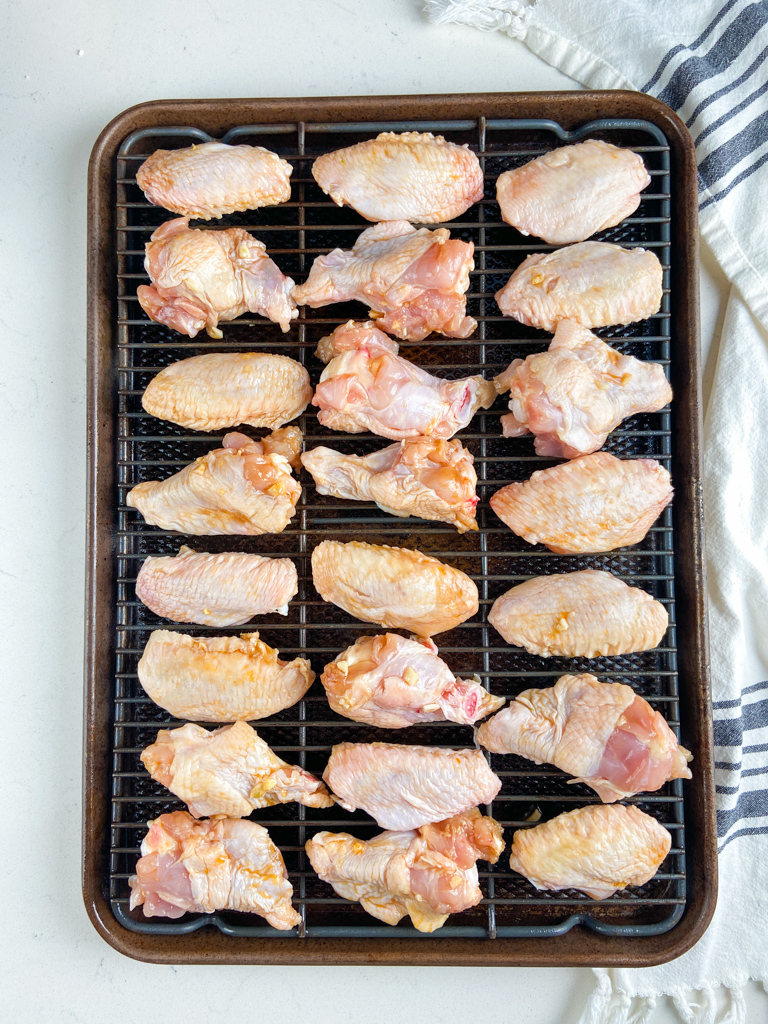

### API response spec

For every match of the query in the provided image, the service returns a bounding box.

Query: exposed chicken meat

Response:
[129,811,300,927]
[135,141,292,220]
[136,217,297,338]
[312,131,483,223]
[292,221,476,341]
[321,633,503,729]
[302,436,478,533]
[324,742,502,831]
[508,804,671,900]
[495,241,662,331]
[311,321,495,439]
[488,569,668,658]
[496,140,650,245]
[311,539,478,637]
[493,320,672,456]
[476,673,692,802]
[490,452,673,553]
[137,629,314,721]
[141,352,312,431]
[306,808,504,932]
[141,720,333,817]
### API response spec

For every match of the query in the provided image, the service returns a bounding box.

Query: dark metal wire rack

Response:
[110,115,684,940]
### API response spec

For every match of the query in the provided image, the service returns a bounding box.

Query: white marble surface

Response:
[0,1,750,1021]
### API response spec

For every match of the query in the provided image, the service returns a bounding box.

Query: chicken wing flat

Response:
[493,320,672,456]
[141,720,333,818]
[321,633,503,729]
[490,452,673,553]
[142,351,312,431]
[323,742,502,830]
[136,217,297,338]
[136,141,292,220]
[508,804,671,900]
[137,629,314,721]
[488,569,668,658]
[302,436,478,533]
[292,221,476,341]
[306,808,503,932]
[126,430,302,536]
[476,673,691,802]
[312,131,483,224]
[311,540,478,637]
[129,811,300,927]
[495,241,662,331]
[311,322,495,440]
[496,140,650,245]
[135,546,298,626]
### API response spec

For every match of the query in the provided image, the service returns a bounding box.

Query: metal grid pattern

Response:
[109,116,684,940]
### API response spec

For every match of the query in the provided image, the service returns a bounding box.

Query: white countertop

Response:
[2,2,751,1021]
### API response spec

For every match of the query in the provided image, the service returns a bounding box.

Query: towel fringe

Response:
[577,974,748,1024]
[423,0,532,40]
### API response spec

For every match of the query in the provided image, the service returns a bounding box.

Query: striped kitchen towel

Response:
[425,2,768,1019]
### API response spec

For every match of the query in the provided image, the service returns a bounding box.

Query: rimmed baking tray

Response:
[85,92,715,966]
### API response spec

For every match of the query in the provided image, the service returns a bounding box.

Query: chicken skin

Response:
[136,141,292,220]
[496,140,650,245]
[321,633,503,729]
[323,743,502,830]
[476,674,692,802]
[292,221,476,341]
[488,570,668,658]
[493,320,672,456]
[135,546,298,627]
[141,720,333,818]
[302,436,478,533]
[311,540,478,637]
[306,808,504,932]
[126,430,302,536]
[137,630,314,721]
[142,352,312,431]
[312,131,483,224]
[137,217,297,338]
[495,241,662,331]
[508,804,671,900]
[312,322,495,440]
[129,811,300,927]
[490,453,673,553]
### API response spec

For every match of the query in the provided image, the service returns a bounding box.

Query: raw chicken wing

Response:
[321,633,503,728]
[292,221,476,341]
[306,808,503,932]
[311,321,495,439]
[312,131,483,223]
[476,673,692,802]
[137,217,297,338]
[141,720,333,817]
[323,742,502,830]
[142,352,312,431]
[311,540,478,637]
[137,629,314,721]
[126,430,302,536]
[495,241,662,331]
[496,140,650,244]
[302,436,478,532]
[490,452,673,553]
[136,141,292,220]
[129,811,300,927]
[493,320,672,456]
[488,569,668,658]
[508,804,671,900]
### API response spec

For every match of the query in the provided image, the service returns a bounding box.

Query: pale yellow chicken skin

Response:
[488,569,668,658]
[137,630,314,722]
[508,804,671,900]
[311,540,478,637]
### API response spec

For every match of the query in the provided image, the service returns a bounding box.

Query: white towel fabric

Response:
[425,2,768,1020]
